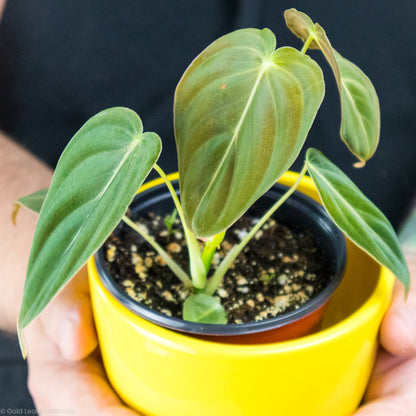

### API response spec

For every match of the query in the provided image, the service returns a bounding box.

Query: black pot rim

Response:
[95,180,347,337]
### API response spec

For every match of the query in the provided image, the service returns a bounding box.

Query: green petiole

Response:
[204,164,309,296]
[153,164,207,290]
[301,33,314,54]
[122,214,193,288]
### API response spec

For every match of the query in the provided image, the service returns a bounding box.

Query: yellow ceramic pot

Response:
[88,171,394,416]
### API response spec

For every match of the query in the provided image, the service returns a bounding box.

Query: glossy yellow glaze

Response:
[88,171,394,416]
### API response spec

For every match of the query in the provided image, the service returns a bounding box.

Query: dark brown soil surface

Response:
[103,213,333,324]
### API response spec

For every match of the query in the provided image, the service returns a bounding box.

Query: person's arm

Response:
[0,133,52,332]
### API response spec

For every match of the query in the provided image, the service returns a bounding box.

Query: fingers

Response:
[380,251,416,357]
[25,319,141,416]
[365,357,416,401]
[28,349,142,415]
[353,395,415,416]
[370,349,408,379]
[354,250,416,415]
[380,292,416,357]
[355,357,416,415]
[39,266,98,361]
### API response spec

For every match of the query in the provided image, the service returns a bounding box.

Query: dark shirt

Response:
[0,0,415,228]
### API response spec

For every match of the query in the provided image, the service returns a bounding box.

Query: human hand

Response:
[24,267,141,416]
[24,255,416,416]
[354,251,416,415]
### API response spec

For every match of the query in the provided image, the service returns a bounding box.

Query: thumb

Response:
[40,266,98,361]
[380,250,416,357]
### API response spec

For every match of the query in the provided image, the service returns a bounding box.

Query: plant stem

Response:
[153,164,207,289]
[204,164,309,296]
[201,231,225,273]
[122,214,193,288]
[301,33,314,54]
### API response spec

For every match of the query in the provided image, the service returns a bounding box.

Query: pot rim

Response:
[94,173,347,337]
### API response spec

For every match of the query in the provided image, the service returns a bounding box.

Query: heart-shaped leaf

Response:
[285,9,380,165]
[306,148,410,293]
[183,294,227,324]
[19,107,161,334]
[12,188,48,224]
[175,28,324,237]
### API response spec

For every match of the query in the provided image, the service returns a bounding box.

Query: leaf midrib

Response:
[307,161,399,265]
[341,78,370,157]
[192,63,269,226]
[23,137,142,325]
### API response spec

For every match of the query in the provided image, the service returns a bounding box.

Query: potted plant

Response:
[14,9,409,416]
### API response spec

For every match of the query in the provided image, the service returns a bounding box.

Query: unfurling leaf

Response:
[284,8,320,49]
[18,107,161,338]
[306,148,410,293]
[284,9,380,165]
[183,294,227,324]
[175,28,324,237]
[12,188,48,224]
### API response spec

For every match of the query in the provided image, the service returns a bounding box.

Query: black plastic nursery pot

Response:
[94,173,347,344]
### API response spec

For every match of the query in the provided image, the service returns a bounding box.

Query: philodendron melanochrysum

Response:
[15,9,409,353]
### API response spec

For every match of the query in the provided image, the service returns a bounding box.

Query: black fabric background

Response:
[0,0,415,409]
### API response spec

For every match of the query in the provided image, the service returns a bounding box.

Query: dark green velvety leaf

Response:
[19,107,161,331]
[306,148,410,293]
[12,188,48,224]
[183,294,227,324]
[175,28,324,237]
